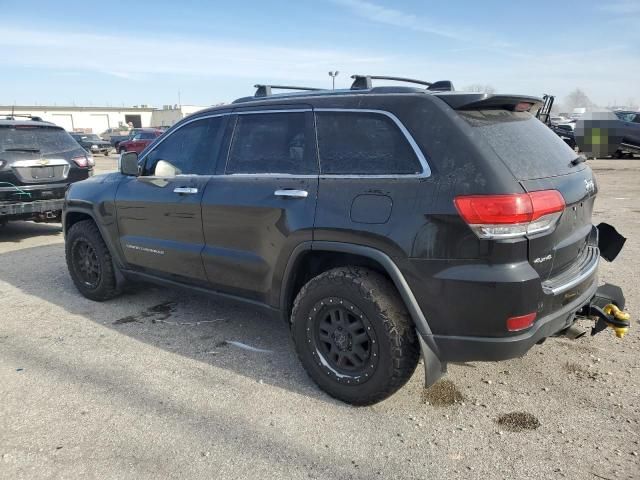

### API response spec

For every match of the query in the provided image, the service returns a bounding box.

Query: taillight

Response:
[72,155,94,168]
[454,190,565,239]
[506,312,537,332]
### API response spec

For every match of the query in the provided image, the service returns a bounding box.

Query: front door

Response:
[201,109,318,305]
[115,115,227,283]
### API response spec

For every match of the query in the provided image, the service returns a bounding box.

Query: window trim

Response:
[138,113,227,176]
[138,108,432,179]
[314,108,431,179]
[224,109,317,176]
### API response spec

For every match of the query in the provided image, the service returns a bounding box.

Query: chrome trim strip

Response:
[139,112,228,163]
[12,159,69,167]
[236,109,312,115]
[542,248,599,295]
[139,107,432,180]
[314,108,431,178]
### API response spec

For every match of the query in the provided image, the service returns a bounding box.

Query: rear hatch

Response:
[453,104,596,282]
[0,123,88,201]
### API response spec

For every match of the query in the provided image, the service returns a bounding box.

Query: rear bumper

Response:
[430,275,598,362]
[0,198,64,217]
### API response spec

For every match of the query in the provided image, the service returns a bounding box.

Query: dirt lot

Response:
[1,157,638,480]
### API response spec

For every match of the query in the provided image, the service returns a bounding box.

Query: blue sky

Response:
[1,0,638,108]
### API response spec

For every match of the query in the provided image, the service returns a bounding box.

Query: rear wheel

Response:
[291,267,420,405]
[65,220,120,301]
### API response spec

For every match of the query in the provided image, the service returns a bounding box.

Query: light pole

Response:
[328,71,339,90]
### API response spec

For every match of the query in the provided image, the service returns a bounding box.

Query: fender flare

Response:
[281,240,447,387]
[63,206,127,288]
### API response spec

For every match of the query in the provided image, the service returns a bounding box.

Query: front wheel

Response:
[65,220,120,301]
[291,267,420,405]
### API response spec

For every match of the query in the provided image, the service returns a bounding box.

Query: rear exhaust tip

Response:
[564,324,587,340]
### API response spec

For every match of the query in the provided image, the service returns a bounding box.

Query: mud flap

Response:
[418,335,447,388]
[597,223,626,262]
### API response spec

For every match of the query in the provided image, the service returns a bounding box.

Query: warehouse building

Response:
[0,104,208,133]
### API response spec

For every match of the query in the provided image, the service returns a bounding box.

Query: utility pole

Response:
[328,71,339,90]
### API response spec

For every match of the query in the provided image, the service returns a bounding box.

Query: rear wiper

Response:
[571,156,586,166]
[2,147,41,152]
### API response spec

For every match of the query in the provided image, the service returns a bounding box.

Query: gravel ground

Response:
[0,157,638,480]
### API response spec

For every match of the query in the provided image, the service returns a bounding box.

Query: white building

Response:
[0,104,209,133]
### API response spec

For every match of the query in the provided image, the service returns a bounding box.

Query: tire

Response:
[291,266,420,405]
[104,151,110,156]
[118,147,126,154]
[65,220,120,301]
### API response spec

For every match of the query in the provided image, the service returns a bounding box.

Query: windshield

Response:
[0,125,81,154]
[83,134,101,141]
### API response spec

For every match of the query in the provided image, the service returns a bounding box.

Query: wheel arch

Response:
[281,241,446,387]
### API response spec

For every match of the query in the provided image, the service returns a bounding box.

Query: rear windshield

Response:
[458,110,577,180]
[0,125,81,155]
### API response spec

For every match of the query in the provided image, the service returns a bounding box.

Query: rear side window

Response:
[143,117,223,176]
[0,126,81,154]
[315,111,422,175]
[458,110,577,180]
[226,112,316,175]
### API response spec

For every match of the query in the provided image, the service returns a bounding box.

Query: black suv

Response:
[62,76,627,405]
[1,116,94,224]
[70,133,112,156]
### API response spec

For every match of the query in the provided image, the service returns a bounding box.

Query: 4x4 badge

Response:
[585,178,595,195]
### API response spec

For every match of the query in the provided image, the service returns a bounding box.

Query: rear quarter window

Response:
[458,110,577,180]
[315,111,422,175]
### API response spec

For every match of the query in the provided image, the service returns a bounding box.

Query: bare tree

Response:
[564,88,593,111]
[465,84,496,94]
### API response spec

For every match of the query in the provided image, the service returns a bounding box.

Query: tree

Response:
[464,84,496,94]
[564,88,593,111]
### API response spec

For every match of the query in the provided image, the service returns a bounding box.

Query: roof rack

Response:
[350,75,454,92]
[254,84,323,98]
[1,113,44,121]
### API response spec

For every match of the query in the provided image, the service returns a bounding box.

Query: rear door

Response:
[457,109,595,280]
[313,108,430,255]
[200,108,318,305]
[115,115,226,283]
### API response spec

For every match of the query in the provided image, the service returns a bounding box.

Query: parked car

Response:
[70,133,112,156]
[1,115,93,224]
[117,129,163,154]
[62,76,628,405]
[612,110,640,157]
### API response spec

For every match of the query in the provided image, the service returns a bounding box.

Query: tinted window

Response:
[143,117,223,176]
[135,132,157,140]
[226,112,316,174]
[0,126,81,154]
[458,109,577,180]
[315,111,421,175]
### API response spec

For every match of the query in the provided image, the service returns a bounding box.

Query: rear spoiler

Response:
[434,93,543,111]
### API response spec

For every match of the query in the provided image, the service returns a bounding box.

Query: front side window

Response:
[226,112,316,175]
[143,117,223,176]
[315,111,422,175]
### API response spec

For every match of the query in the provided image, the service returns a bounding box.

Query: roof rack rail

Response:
[350,75,454,92]
[254,84,323,98]
[1,113,44,121]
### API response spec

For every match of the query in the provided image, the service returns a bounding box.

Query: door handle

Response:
[274,189,308,198]
[173,187,198,194]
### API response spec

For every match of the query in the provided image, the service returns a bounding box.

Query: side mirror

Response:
[120,151,140,176]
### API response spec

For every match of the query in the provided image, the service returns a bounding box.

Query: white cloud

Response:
[0,26,386,83]
[0,24,637,106]
[331,0,513,49]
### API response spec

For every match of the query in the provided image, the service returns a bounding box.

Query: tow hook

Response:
[588,304,631,338]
